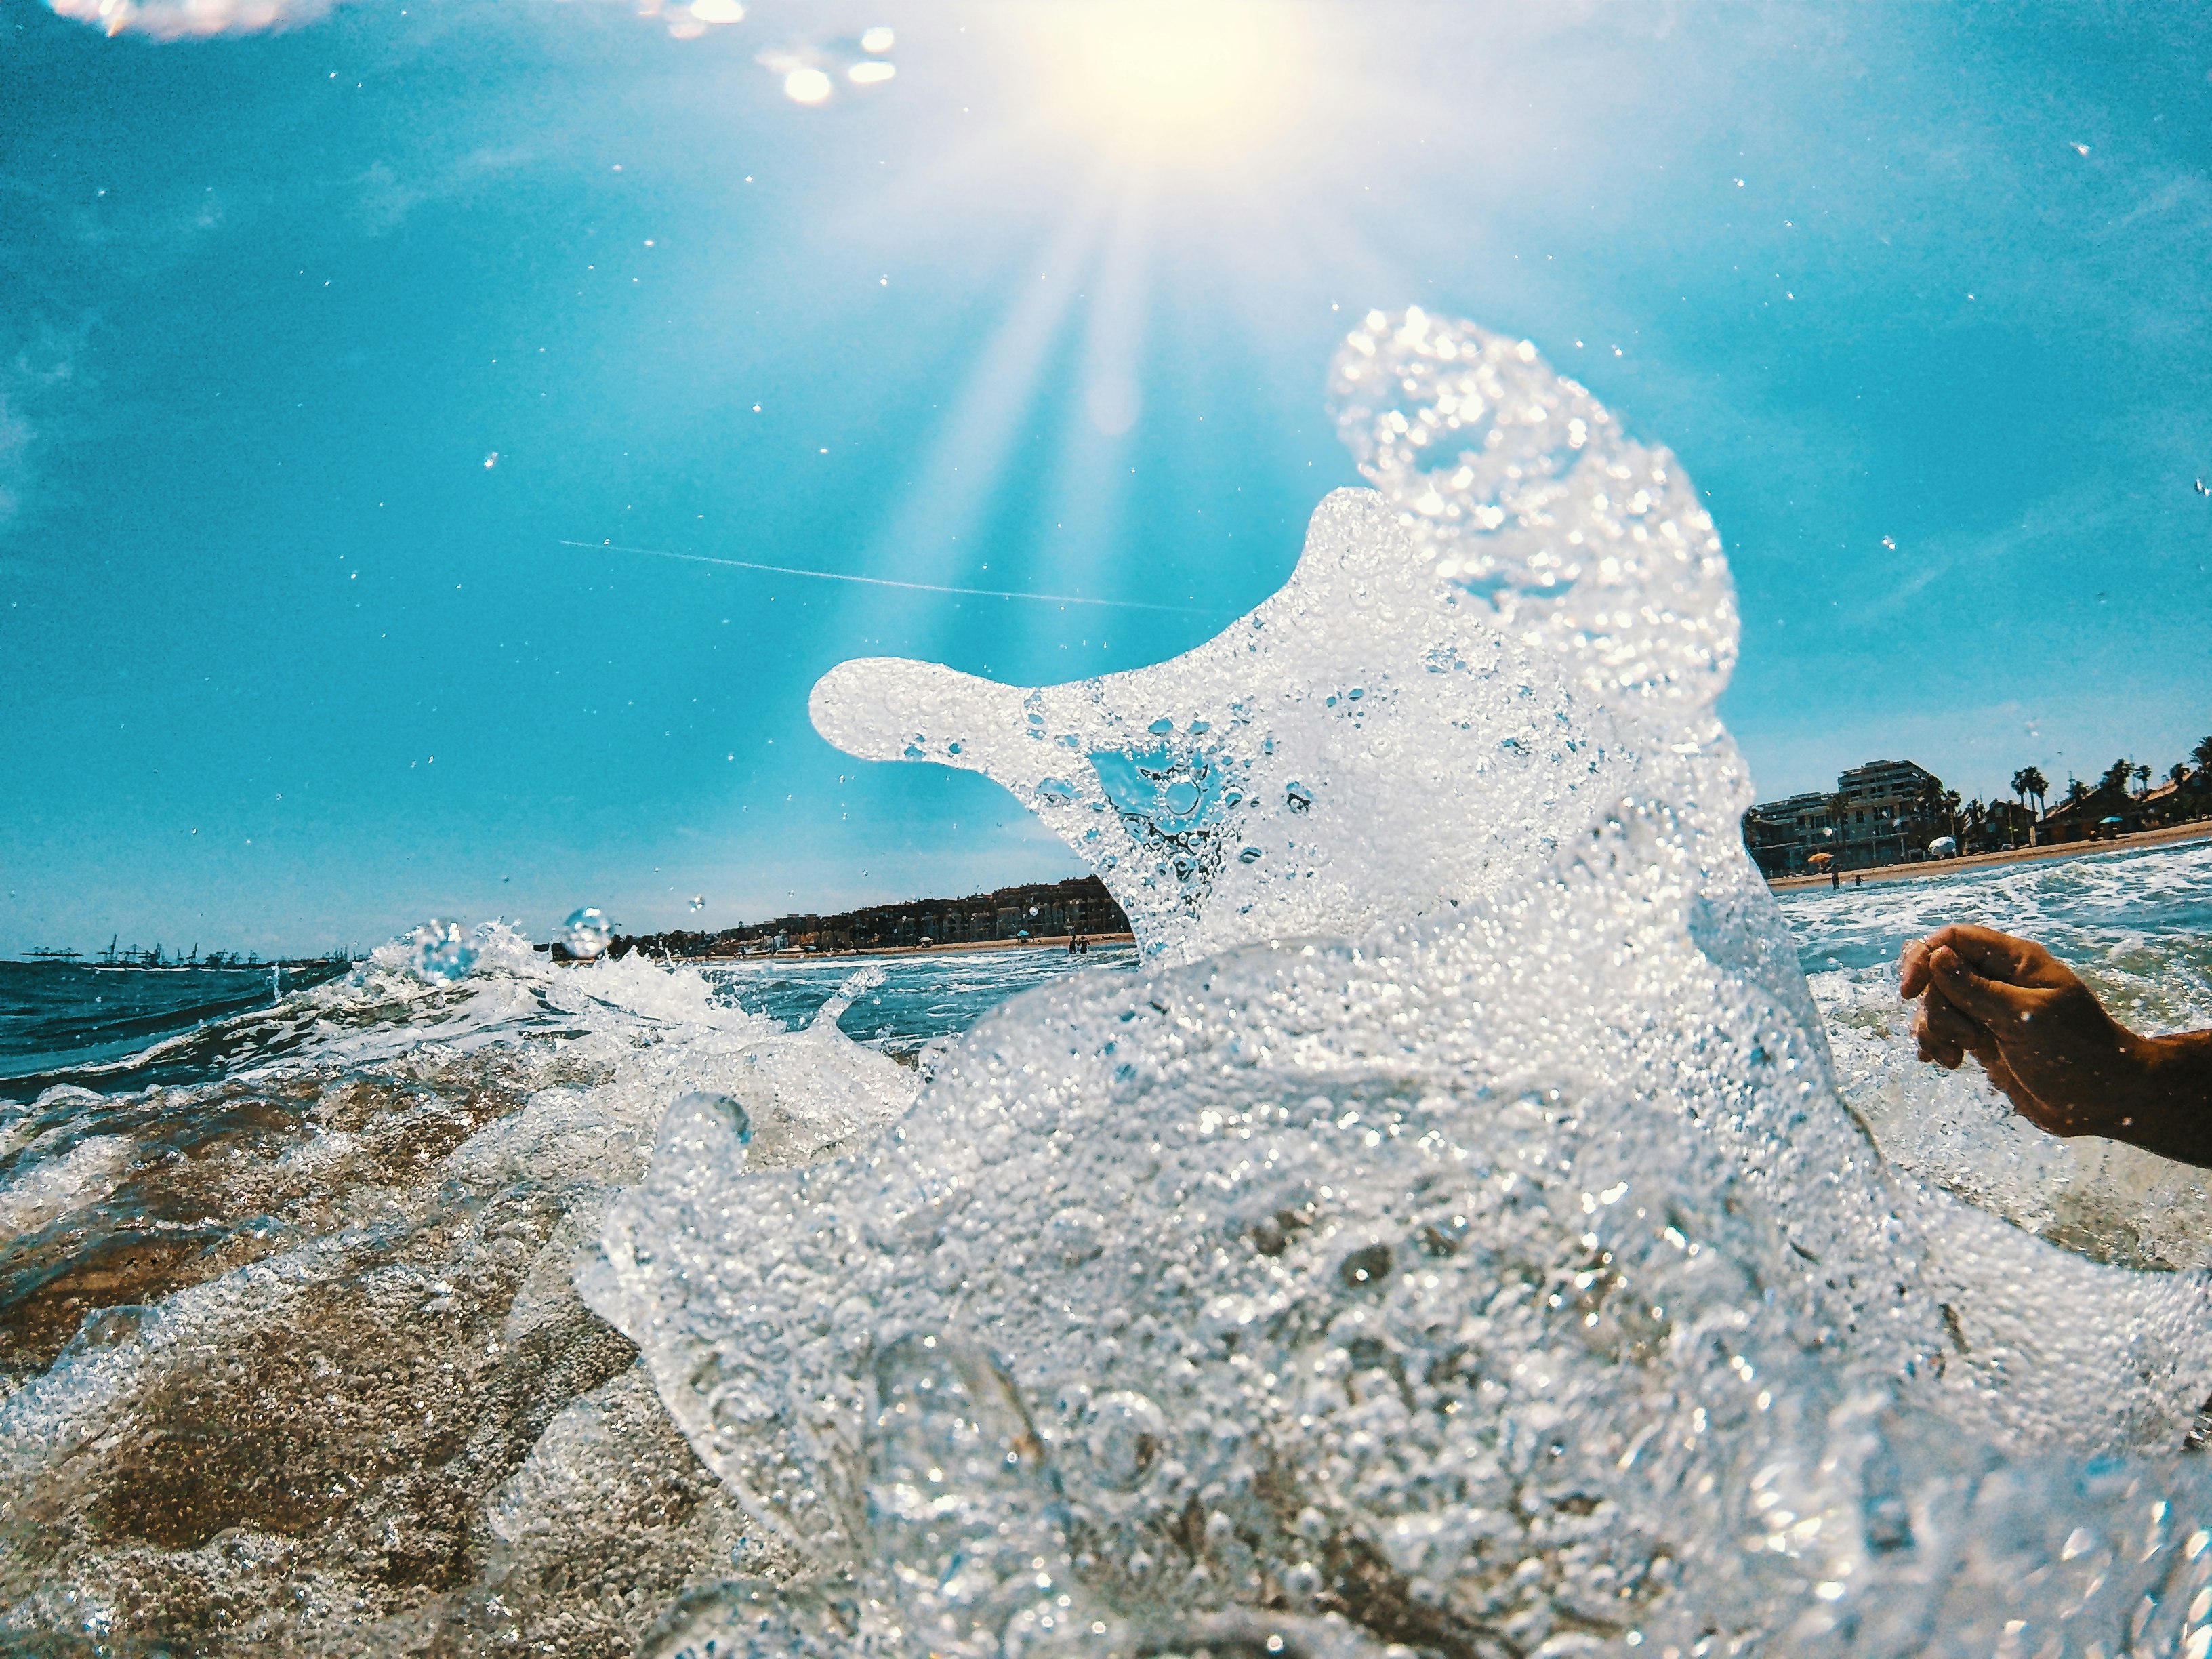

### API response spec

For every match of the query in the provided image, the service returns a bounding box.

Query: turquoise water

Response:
[703,944,1138,1050]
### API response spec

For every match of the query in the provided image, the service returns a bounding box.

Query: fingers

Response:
[1915,990,1984,1069]
[1928,943,2040,1028]
[1900,926,2022,998]
[1914,1025,1963,1069]
[1920,924,2069,990]
[1899,936,1933,999]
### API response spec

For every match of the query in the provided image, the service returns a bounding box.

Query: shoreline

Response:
[1767,819,2212,892]
[631,932,1141,965]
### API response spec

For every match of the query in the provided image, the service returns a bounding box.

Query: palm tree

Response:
[2173,762,2191,786]
[2133,763,2151,796]
[2064,776,2091,806]
[2194,735,2212,771]
[2098,758,2135,796]
[2012,765,2048,817]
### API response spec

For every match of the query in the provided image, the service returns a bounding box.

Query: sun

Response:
[1013,1,1311,169]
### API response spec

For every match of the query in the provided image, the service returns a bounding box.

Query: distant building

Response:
[1744,758,1946,874]
[2143,769,2212,829]
[1834,759,1945,869]
[1741,791,1837,878]
[1746,755,2210,877]
[1969,798,2036,851]
[2039,781,2140,844]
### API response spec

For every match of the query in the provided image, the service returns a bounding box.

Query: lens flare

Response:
[1018,1,1308,167]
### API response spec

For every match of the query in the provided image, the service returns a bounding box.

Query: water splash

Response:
[593,311,2212,1656]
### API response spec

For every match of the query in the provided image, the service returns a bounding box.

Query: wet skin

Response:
[1902,924,2212,1168]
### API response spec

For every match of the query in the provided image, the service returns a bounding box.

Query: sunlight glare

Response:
[1023,1,1308,167]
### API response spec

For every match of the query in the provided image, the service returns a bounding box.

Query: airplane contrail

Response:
[557,540,1213,615]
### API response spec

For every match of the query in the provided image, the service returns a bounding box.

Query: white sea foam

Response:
[0,1132,133,1242]
[592,312,2212,1657]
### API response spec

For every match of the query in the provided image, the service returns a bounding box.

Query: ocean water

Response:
[5,312,2212,1658]
[704,945,1139,1057]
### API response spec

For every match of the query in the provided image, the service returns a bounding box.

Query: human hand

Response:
[1898,924,2144,1139]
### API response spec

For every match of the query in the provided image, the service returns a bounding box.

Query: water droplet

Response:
[661,1090,751,1158]
[562,907,613,959]
[1036,776,1076,805]
[1284,780,1313,812]
[406,918,476,981]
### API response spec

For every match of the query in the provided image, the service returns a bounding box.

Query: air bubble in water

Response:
[562,907,613,959]
[864,1335,1120,1654]
[405,918,476,981]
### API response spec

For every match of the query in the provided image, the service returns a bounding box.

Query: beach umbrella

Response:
[2099,816,2125,825]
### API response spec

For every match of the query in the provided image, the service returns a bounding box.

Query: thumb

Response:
[1929,945,2030,1027]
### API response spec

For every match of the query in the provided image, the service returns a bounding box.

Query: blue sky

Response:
[3,0,2209,957]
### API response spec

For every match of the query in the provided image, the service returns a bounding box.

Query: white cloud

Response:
[44,0,760,41]
[45,0,341,40]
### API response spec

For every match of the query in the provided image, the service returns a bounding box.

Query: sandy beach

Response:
[1766,818,2212,892]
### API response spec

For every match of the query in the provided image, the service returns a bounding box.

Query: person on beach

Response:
[1903,925,2212,1168]
[1831,867,1841,890]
